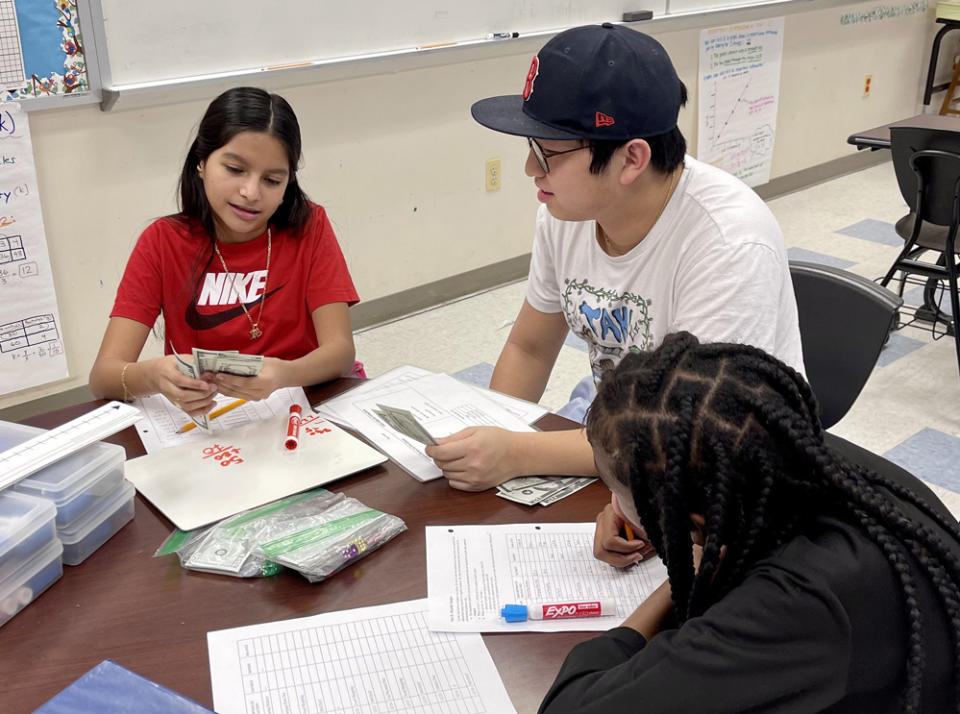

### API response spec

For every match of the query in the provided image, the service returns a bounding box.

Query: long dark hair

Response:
[171,87,313,309]
[176,86,312,238]
[586,332,960,713]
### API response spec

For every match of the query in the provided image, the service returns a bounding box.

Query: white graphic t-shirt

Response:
[526,156,805,383]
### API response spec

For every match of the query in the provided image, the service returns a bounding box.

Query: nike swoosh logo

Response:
[185,285,284,330]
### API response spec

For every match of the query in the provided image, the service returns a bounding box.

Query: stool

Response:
[940,63,960,116]
[924,18,960,106]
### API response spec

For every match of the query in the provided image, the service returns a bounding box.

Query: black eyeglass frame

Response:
[527,137,589,173]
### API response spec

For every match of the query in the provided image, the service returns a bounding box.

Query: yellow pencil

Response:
[623,523,636,541]
[176,399,247,433]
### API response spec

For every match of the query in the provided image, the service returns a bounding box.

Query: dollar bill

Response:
[191,348,262,377]
[375,403,437,446]
[536,477,596,506]
[496,475,597,506]
[171,344,262,430]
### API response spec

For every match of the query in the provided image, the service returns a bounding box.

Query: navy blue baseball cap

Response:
[471,23,682,141]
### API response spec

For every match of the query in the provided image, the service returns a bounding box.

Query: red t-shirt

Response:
[111,204,358,360]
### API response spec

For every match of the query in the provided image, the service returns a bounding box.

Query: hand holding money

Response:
[171,345,264,427]
[155,353,217,425]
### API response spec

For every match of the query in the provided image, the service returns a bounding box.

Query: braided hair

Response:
[586,332,960,713]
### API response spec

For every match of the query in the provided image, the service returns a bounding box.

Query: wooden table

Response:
[1,380,608,714]
[846,112,960,150]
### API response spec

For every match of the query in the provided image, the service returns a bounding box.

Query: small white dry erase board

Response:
[125,413,387,530]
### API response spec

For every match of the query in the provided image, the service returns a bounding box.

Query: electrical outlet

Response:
[863,74,872,98]
[485,158,501,192]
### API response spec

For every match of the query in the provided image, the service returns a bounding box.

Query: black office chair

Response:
[790,261,902,429]
[882,125,960,378]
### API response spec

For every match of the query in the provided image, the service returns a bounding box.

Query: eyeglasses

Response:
[527,137,589,173]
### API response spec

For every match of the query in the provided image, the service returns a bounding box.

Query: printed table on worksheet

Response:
[208,599,515,714]
[426,523,668,632]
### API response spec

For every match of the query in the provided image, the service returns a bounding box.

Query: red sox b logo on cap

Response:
[522,56,539,100]
[595,112,615,127]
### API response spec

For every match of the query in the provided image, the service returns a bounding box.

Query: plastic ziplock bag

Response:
[260,497,406,582]
[155,488,405,580]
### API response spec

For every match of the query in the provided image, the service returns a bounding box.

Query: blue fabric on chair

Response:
[556,375,596,424]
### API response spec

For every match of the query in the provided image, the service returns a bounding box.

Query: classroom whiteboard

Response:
[97,1,667,88]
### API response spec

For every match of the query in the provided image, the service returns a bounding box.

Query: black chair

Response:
[882,125,960,378]
[790,261,902,429]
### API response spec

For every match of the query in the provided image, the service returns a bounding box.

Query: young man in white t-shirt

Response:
[425,23,803,563]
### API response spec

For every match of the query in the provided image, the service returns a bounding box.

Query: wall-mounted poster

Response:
[0,101,68,395]
[3,0,89,101]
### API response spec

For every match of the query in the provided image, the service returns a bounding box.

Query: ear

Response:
[196,161,205,179]
[619,139,652,186]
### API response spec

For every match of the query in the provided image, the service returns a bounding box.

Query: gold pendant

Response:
[250,325,262,340]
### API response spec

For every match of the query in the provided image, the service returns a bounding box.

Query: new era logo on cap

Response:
[595,112,615,127]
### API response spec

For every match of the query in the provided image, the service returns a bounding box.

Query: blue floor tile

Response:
[787,247,856,269]
[884,428,960,492]
[835,219,903,247]
[877,332,926,367]
[452,362,494,388]
[903,286,954,317]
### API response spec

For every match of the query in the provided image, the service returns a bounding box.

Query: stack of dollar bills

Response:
[496,475,596,506]
[173,346,264,429]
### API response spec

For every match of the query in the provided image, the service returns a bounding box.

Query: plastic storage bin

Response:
[58,481,136,566]
[0,538,63,627]
[0,490,57,582]
[1,420,126,529]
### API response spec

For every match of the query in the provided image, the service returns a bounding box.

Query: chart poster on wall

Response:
[697,17,785,188]
[0,0,88,102]
[0,102,68,395]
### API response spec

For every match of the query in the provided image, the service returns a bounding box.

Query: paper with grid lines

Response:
[208,599,516,714]
[427,523,668,632]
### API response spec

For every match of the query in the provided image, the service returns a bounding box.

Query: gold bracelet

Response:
[120,362,135,402]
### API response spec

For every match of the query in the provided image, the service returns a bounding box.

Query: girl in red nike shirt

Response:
[89,87,359,416]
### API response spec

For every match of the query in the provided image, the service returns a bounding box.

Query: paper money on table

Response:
[496,475,596,506]
[375,403,437,446]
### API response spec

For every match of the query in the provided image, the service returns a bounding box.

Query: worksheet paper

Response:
[315,364,548,428]
[329,373,537,482]
[426,523,668,633]
[207,599,516,714]
[133,387,313,454]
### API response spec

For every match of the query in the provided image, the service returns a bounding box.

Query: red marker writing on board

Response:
[285,404,302,451]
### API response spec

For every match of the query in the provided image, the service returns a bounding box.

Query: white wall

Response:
[0,0,943,409]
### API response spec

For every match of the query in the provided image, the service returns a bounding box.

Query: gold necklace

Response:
[598,167,681,255]
[213,227,271,340]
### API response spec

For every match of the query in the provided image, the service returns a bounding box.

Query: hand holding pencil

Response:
[593,493,653,569]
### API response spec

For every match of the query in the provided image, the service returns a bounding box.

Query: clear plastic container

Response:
[0,420,126,529]
[58,481,136,566]
[0,490,57,582]
[0,538,63,628]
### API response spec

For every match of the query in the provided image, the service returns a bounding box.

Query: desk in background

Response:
[847,113,960,150]
[1,379,609,714]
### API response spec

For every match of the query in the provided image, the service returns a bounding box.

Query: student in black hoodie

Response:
[540,332,960,714]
